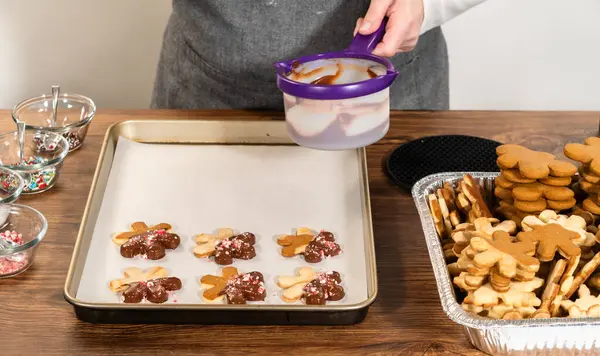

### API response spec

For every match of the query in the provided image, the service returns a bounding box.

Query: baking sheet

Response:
[75,137,368,305]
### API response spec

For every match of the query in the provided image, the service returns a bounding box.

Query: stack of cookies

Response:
[565,137,600,217]
[493,144,577,225]
[428,174,492,239]
[452,209,600,319]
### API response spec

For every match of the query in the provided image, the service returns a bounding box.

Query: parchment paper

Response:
[76,137,368,305]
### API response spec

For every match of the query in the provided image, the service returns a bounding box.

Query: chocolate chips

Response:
[303,271,345,305]
[304,231,342,263]
[120,229,180,260]
[213,232,256,265]
[122,277,182,304]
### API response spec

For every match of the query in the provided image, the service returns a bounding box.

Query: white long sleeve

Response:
[420,0,489,34]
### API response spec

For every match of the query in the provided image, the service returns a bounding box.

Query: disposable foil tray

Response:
[413,172,600,355]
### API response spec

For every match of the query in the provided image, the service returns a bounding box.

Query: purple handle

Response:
[346,17,388,54]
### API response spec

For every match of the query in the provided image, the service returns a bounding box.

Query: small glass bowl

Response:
[0,129,69,194]
[0,204,47,278]
[12,92,96,151]
[0,167,25,203]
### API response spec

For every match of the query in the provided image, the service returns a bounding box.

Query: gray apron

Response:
[151,0,449,110]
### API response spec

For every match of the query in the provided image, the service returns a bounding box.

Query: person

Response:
[151,0,487,111]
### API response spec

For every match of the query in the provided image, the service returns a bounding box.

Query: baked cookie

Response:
[193,229,257,265]
[497,144,577,179]
[565,137,600,176]
[200,266,266,304]
[113,222,180,260]
[277,267,345,305]
[109,266,182,303]
[277,228,341,263]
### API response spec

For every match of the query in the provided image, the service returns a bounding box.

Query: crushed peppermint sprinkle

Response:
[0,230,28,275]
[0,230,23,245]
[305,284,320,295]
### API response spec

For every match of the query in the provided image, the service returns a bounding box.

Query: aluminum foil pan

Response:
[413,172,600,355]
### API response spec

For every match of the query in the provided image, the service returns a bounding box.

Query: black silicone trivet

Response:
[385,135,502,191]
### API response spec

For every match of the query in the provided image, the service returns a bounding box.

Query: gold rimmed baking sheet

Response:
[64,120,377,314]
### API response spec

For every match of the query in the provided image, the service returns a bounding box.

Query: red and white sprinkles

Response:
[0,230,29,275]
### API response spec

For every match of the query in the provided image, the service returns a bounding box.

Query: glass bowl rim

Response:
[11,93,96,131]
[0,129,69,171]
[0,203,48,256]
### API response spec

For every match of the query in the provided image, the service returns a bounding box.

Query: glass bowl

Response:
[0,167,25,203]
[0,129,69,194]
[12,92,96,151]
[0,204,48,278]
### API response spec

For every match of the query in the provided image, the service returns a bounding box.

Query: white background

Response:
[0,0,599,110]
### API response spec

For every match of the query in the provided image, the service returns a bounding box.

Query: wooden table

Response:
[1,110,598,356]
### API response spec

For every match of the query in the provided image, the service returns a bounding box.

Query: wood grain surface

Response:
[0,109,598,356]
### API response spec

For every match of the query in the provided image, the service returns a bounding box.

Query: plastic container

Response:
[12,92,96,151]
[0,204,48,278]
[275,19,398,150]
[0,129,69,194]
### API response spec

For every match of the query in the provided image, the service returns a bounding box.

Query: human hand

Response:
[354,0,425,57]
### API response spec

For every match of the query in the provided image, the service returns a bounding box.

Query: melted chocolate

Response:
[367,68,378,78]
[220,271,266,304]
[304,231,341,263]
[122,277,182,304]
[303,271,344,305]
[214,232,256,265]
[120,229,180,260]
[309,63,343,85]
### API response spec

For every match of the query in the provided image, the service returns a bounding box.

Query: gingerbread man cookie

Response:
[109,266,182,304]
[471,231,539,278]
[496,144,577,179]
[462,278,544,311]
[487,304,537,320]
[193,229,257,265]
[113,222,180,260]
[565,137,600,176]
[428,184,464,239]
[200,266,266,304]
[450,218,516,259]
[521,210,596,247]
[563,252,600,299]
[531,259,566,318]
[277,228,341,263]
[561,285,600,318]
[517,224,581,262]
[278,267,345,305]
[457,174,493,220]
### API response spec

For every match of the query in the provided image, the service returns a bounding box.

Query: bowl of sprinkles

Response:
[0,167,25,203]
[12,89,96,151]
[0,204,48,278]
[0,129,69,194]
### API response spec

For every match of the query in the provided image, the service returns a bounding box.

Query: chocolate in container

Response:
[63,120,377,324]
[413,172,600,355]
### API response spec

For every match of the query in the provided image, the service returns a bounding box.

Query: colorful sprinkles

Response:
[0,172,20,192]
[21,156,56,193]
